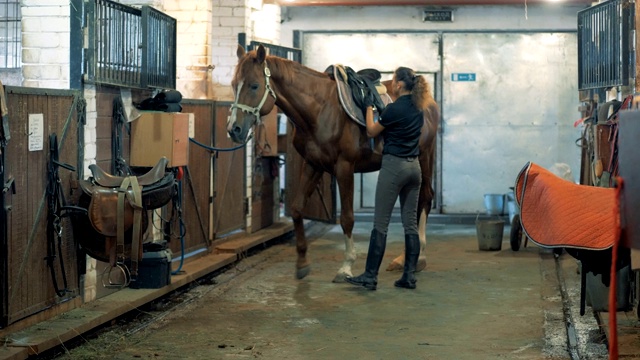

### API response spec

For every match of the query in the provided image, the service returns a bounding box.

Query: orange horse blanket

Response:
[514,162,618,250]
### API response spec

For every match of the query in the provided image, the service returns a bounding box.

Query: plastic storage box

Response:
[129,249,172,289]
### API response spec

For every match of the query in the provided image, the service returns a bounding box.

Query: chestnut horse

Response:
[228,44,439,282]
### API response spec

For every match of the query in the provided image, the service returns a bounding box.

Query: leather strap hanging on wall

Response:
[0,80,9,151]
[46,133,86,297]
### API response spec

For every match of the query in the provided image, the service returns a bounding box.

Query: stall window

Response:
[0,0,20,68]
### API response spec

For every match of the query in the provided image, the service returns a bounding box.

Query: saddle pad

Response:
[333,65,366,126]
[515,162,618,250]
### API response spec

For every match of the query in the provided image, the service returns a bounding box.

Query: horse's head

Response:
[227,44,277,144]
[382,79,397,102]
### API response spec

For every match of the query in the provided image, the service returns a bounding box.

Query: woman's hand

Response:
[365,106,384,138]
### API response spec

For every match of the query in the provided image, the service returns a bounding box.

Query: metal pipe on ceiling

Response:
[277,0,593,6]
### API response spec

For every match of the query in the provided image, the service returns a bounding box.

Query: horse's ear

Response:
[257,45,266,64]
[237,44,246,59]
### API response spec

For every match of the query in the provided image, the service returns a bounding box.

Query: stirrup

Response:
[101,263,131,289]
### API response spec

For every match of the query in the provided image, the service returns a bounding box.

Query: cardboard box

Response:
[130,112,189,167]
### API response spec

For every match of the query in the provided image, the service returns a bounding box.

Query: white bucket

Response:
[483,194,504,215]
[475,219,505,251]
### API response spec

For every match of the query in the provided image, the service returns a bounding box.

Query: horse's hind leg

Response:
[416,208,428,272]
[290,162,323,279]
[332,160,356,283]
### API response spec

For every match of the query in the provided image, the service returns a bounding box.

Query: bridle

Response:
[229,61,277,127]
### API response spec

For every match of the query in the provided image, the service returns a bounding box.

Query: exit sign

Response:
[423,10,454,22]
[451,73,476,82]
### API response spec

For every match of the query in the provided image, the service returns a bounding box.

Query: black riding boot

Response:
[394,233,420,289]
[345,230,387,290]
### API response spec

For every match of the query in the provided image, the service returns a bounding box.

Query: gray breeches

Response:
[373,154,422,236]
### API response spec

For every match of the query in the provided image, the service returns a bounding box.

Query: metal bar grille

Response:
[0,0,20,68]
[248,40,301,63]
[86,0,176,89]
[142,6,176,89]
[577,0,632,90]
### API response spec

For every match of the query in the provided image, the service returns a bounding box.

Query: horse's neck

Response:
[269,60,334,130]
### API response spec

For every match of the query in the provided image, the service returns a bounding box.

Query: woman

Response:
[346,66,428,290]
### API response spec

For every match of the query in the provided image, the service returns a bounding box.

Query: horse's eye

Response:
[250,83,259,91]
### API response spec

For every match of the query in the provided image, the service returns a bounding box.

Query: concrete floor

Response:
[50,220,612,360]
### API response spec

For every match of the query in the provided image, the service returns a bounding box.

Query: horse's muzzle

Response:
[228,124,245,144]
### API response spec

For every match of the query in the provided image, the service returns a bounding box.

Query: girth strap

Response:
[116,176,143,277]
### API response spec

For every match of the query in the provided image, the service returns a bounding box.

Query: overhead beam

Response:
[278,0,593,6]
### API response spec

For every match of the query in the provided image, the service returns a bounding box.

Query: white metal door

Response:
[441,32,580,213]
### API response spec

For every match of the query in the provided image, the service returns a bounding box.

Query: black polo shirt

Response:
[378,94,422,157]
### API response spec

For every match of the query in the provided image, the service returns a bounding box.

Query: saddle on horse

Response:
[324,65,391,127]
[74,157,176,285]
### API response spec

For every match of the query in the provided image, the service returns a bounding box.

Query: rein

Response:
[229,61,277,127]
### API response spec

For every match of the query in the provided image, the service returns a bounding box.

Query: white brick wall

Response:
[21,3,70,88]
[210,1,281,101]
[82,84,97,302]
[164,0,213,99]
[18,0,282,99]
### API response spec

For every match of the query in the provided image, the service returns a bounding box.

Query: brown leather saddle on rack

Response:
[73,157,176,286]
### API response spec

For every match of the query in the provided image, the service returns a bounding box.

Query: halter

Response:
[229,62,277,126]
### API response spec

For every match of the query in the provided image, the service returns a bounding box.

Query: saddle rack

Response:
[76,157,177,288]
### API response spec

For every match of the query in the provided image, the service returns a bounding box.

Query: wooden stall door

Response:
[251,107,280,233]
[177,100,214,253]
[1,88,81,327]
[251,157,278,232]
[284,122,336,223]
[212,101,246,239]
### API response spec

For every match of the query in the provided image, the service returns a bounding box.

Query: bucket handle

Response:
[476,212,503,223]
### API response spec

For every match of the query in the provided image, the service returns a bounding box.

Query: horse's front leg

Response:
[332,159,356,283]
[290,161,323,279]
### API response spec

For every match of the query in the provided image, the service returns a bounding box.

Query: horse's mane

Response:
[268,55,330,85]
[235,50,331,89]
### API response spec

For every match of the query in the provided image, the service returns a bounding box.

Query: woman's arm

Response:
[365,106,385,138]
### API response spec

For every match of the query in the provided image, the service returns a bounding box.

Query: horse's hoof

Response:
[332,273,349,283]
[296,266,311,279]
[386,259,404,272]
[416,257,427,272]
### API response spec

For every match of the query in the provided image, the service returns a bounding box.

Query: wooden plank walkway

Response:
[596,310,640,358]
[0,220,293,359]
